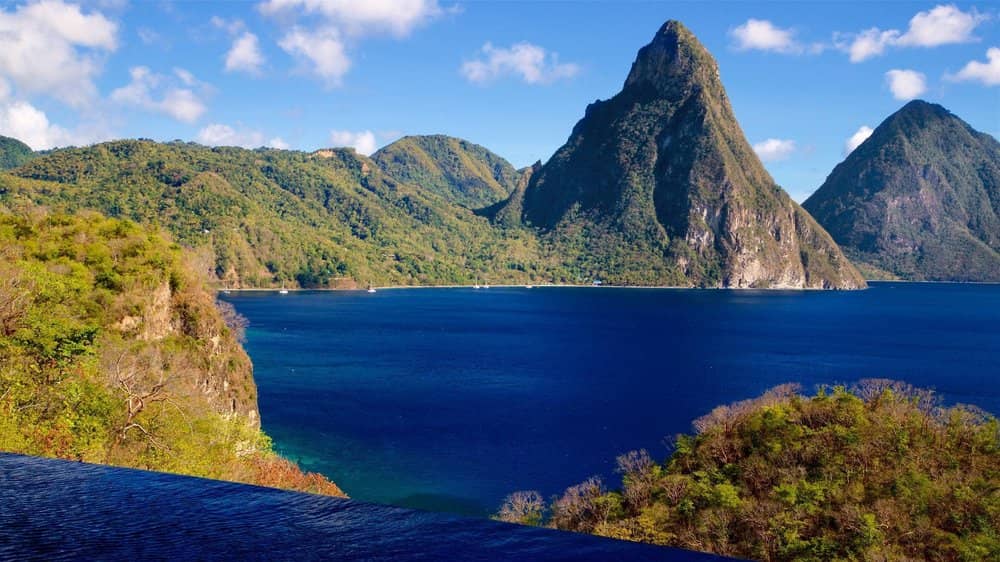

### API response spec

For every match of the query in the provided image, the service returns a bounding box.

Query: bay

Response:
[221,282,1000,517]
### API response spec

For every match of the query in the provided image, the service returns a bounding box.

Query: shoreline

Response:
[215,279,1000,294]
[219,283,858,293]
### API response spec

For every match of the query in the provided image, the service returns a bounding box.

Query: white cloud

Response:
[279,27,351,85]
[0,0,118,106]
[837,4,987,63]
[0,99,108,150]
[729,19,802,54]
[840,28,900,63]
[752,138,797,162]
[260,0,443,84]
[111,66,208,123]
[174,68,196,86]
[885,69,927,100]
[461,42,579,85]
[226,32,266,75]
[268,137,290,149]
[211,16,245,35]
[197,123,260,147]
[197,124,290,149]
[136,27,160,45]
[897,4,987,47]
[259,0,442,37]
[845,125,874,155]
[949,47,1000,86]
[329,129,376,155]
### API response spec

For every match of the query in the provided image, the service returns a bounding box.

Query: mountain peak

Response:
[804,102,1000,281]
[623,20,719,96]
[507,20,865,289]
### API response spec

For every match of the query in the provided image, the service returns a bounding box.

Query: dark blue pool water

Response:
[221,283,1000,517]
[0,453,720,561]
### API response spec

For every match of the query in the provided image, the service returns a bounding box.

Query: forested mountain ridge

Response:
[0,140,557,288]
[494,21,864,288]
[804,100,1000,282]
[371,135,520,209]
[0,135,34,170]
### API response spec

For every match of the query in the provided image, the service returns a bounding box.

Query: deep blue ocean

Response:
[220,283,1000,518]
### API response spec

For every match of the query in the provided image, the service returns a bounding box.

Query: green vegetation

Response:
[0,135,34,170]
[372,135,520,209]
[0,208,342,496]
[499,21,864,289]
[804,100,1000,282]
[0,141,562,288]
[499,382,999,561]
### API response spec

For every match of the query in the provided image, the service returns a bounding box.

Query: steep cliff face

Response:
[804,100,1000,281]
[372,135,520,209]
[510,21,864,288]
[111,274,258,423]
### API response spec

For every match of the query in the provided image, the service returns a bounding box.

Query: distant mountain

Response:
[804,100,1000,281]
[0,135,34,169]
[372,135,520,209]
[499,21,864,288]
[0,140,558,288]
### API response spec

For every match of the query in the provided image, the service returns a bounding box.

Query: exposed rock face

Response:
[372,135,520,209]
[111,276,257,423]
[804,100,1000,281]
[509,20,865,288]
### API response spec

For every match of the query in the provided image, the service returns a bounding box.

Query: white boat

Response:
[367,284,377,293]
[279,288,289,294]
[525,285,533,289]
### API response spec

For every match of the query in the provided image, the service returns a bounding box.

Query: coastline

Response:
[216,279,1000,294]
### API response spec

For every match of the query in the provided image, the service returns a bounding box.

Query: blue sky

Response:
[0,1,997,201]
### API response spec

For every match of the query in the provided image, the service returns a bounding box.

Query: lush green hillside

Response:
[804,100,1000,282]
[499,382,999,561]
[497,21,864,289]
[0,135,34,170]
[0,140,558,288]
[372,135,520,209]
[0,208,342,495]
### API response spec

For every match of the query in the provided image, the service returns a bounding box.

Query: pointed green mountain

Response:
[804,100,1000,282]
[505,21,864,288]
[372,135,519,209]
[0,135,34,170]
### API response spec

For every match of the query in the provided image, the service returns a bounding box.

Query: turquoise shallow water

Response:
[221,282,1000,517]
